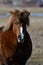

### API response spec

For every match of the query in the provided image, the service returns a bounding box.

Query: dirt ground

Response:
[0,7,43,65]
[26,16,43,65]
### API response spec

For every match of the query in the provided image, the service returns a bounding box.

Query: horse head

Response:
[3,10,30,43]
[18,10,30,42]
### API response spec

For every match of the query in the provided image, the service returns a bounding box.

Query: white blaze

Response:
[20,27,24,40]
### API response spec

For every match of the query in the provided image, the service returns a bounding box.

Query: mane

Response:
[3,15,13,32]
[25,16,30,26]
[8,23,13,30]
[2,10,20,32]
[0,26,4,31]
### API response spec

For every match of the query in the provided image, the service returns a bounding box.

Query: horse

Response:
[0,9,32,65]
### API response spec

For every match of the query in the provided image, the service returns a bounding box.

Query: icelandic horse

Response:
[0,10,32,65]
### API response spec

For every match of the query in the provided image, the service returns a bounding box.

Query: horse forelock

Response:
[3,14,19,32]
[19,12,29,26]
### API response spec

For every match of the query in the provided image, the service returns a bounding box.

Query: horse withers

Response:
[0,10,32,65]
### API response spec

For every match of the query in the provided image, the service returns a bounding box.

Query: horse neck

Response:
[1,28,17,58]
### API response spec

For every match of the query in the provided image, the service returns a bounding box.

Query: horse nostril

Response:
[17,34,24,43]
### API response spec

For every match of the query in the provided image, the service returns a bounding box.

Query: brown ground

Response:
[26,16,43,65]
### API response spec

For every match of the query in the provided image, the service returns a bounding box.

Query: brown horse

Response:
[0,10,32,65]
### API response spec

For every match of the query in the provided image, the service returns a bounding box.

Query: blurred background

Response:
[0,0,43,65]
[0,0,43,7]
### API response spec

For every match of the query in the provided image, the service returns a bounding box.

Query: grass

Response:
[0,7,43,13]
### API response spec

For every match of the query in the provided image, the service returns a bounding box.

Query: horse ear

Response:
[10,10,20,15]
[10,11,15,15]
[15,9,20,13]
[24,11,31,16]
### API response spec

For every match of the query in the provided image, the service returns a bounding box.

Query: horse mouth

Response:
[17,35,24,43]
[17,38,24,43]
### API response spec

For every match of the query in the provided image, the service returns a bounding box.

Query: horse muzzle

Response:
[17,26,24,43]
[17,33,24,43]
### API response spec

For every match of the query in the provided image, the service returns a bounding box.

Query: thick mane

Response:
[3,10,20,32]
[3,15,14,32]
[0,26,4,31]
